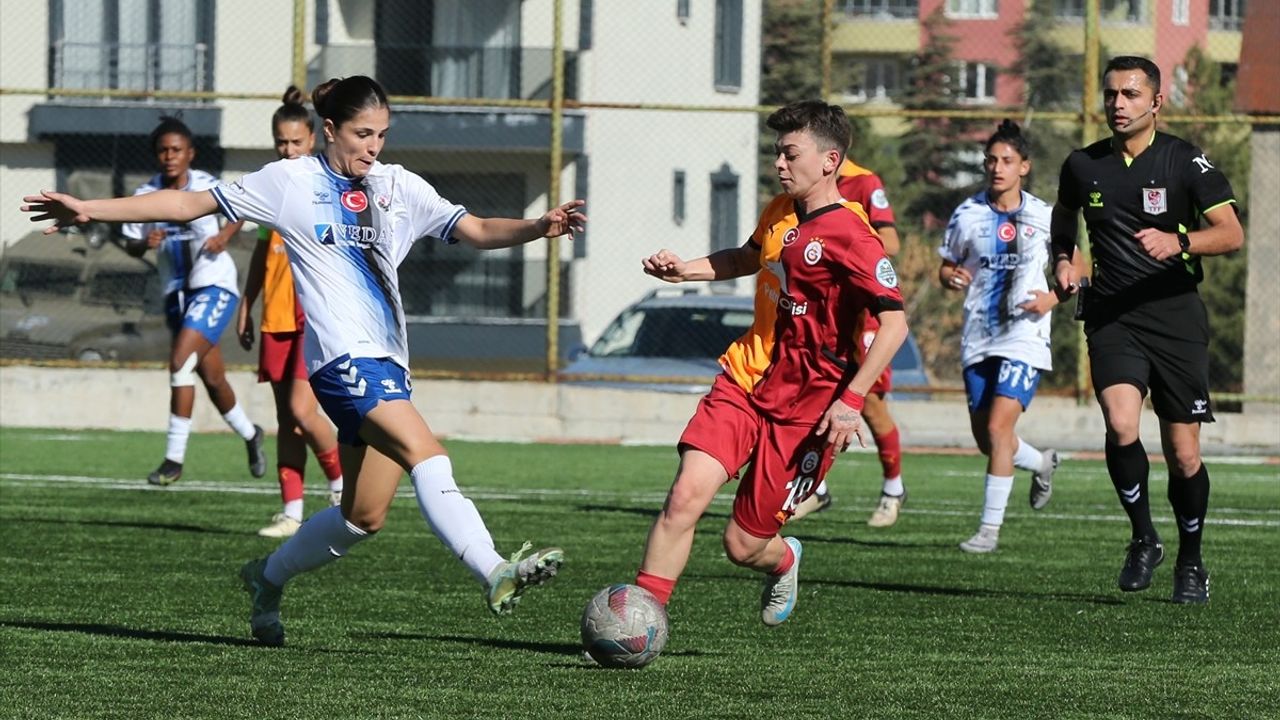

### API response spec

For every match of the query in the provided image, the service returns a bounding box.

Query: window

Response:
[842,56,903,103]
[673,170,686,225]
[579,0,592,49]
[1054,0,1142,23]
[946,0,996,18]
[709,164,739,252]
[1172,0,1190,25]
[49,0,213,94]
[955,62,997,104]
[1210,0,1246,30]
[838,0,918,19]
[677,0,690,23]
[714,0,743,90]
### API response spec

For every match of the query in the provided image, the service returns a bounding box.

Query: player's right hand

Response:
[21,191,90,234]
[642,249,686,283]
[1054,259,1079,297]
[947,267,973,291]
[146,229,166,249]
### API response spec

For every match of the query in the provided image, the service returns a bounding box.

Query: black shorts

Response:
[1085,291,1214,423]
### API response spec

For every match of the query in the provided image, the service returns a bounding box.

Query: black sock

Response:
[1168,463,1210,566]
[1106,439,1158,541]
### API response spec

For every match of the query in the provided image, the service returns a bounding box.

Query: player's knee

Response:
[169,352,198,387]
[344,507,386,534]
[721,527,761,567]
[663,476,712,523]
[1168,448,1202,478]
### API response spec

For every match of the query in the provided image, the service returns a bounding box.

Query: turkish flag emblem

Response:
[341,190,368,213]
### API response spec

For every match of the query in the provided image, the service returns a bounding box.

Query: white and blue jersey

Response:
[939,190,1054,371]
[123,169,239,296]
[210,154,467,374]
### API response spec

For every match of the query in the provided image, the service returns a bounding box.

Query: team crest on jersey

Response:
[875,257,898,288]
[1022,225,1037,239]
[800,450,820,474]
[1143,187,1167,215]
[782,227,799,247]
[997,222,1016,242]
[341,190,368,213]
[870,188,890,209]
[375,193,391,211]
[803,239,823,265]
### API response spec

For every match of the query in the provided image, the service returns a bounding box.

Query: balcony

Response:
[48,41,210,98]
[309,44,578,101]
[838,0,918,20]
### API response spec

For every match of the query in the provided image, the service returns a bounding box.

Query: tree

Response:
[757,0,824,208]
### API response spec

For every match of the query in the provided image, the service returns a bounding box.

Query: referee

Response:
[1051,56,1244,604]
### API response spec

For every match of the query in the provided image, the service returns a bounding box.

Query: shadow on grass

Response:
[575,504,730,521]
[4,516,234,534]
[1,619,260,646]
[354,632,709,661]
[813,578,1125,605]
[796,534,955,550]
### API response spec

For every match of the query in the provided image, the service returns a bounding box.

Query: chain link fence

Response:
[1,0,1274,407]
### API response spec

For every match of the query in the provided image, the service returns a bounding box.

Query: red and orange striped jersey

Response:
[258,226,302,333]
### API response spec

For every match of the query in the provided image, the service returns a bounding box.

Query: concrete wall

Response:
[1244,127,1280,413]
[2,365,1277,456]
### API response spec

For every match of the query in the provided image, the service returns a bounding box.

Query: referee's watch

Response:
[1176,231,1191,254]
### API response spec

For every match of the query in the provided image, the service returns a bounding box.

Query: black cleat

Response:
[147,459,183,486]
[1118,537,1164,592]
[1171,563,1210,604]
[246,425,267,478]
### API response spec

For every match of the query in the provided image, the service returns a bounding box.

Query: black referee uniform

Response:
[1057,131,1235,420]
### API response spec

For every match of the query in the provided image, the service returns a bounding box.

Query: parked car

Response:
[560,288,930,396]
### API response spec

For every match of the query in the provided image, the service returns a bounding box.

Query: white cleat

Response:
[761,537,803,627]
[257,513,302,539]
[867,492,906,528]
[1030,449,1059,511]
[485,541,564,615]
[959,524,1001,554]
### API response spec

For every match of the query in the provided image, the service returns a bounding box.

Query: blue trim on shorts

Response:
[963,357,1042,413]
[309,355,413,446]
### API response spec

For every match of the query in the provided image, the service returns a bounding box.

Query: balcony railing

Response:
[49,41,209,97]
[1208,14,1244,31]
[838,0,918,20]
[309,44,578,101]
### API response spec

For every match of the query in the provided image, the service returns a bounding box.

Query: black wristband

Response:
[1177,232,1191,253]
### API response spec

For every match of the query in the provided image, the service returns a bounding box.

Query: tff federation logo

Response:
[997,222,1016,242]
[341,190,368,213]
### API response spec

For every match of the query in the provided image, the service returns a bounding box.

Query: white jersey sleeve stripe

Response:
[210,187,240,223]
[440,208,467,244]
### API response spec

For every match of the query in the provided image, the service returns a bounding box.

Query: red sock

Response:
[874,426,902,480]
[770,541,796,576]
[635,570,677,606]
[315,446,343,482]
[278,465,304,504]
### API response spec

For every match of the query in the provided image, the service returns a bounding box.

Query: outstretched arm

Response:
[642,243,760,283]
[22,189,219,234]
[453,199,586,250]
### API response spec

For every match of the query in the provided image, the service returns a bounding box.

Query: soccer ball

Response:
[580,583,669,669]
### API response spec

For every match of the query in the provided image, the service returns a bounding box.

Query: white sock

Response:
[980,474,1015,527]
[165,414,192,463]
[1012,437,1044,472]
[328,478,344,493]
[411,455,503,583]
[882,476,905,496]
[221,403,257,440]
[283,499,304,521]
[815,480,829,495]
[264,506,368,587]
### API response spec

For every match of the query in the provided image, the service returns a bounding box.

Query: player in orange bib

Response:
[632,101,908,626]
[792,155,909,527]
[236,87,344,538]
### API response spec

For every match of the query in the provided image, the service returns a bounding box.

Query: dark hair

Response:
[766,100,852,158]
[311,76,388,128]
[985,119,1030,159]
[1104,55,1161,94]
[149,114,193,151]
[272,85,313,133]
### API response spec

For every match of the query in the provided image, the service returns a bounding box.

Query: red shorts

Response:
[679,374,837,539]
[861,328,893,395]
[258,330,307,383]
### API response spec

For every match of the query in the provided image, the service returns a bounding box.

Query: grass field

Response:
[1,426,1277,719]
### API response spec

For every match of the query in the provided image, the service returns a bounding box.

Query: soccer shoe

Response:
[1117,537,1165,592]
[959,524,1000,553]
[146,459,183,486]
[761,537,803,627]
[1029,448,1060,511]
[867,491,906,528]
[1171,563,1210,604]
[485,542,564,616]
[790,488,832,521]
[329,490,343,507]
[239,557,285,646]
[246,425,267,478]
[257,513,301,539]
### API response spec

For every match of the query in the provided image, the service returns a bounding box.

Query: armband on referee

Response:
[839,389,866,413]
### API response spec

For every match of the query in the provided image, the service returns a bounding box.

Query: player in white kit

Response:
[122,116,266,486]
[23,76,584,645]
[937,120,1062,554]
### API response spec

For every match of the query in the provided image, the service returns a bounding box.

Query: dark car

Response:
[560,288,930,395]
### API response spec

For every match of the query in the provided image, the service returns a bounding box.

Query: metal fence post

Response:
[546,0,565,380]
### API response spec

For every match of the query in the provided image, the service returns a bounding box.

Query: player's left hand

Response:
[816,398,866,452]
[22,190,90,234]
[1017,289,1058,315]
[204,229,230,255]
[539,200,587,239]
[1135,227,1181,262]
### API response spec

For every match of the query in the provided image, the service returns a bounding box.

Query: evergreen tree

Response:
[757,0,824,208]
